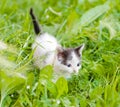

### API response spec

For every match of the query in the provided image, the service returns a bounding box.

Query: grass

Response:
[0,0,120,107]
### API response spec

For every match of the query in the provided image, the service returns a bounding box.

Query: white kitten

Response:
[30,8,84,80]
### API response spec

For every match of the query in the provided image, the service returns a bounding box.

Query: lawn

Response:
[0,0,120,107]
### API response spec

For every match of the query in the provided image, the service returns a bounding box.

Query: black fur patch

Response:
[30,8,41,35]
[57,48,75,65]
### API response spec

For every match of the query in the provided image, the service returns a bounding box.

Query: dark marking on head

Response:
[57,48,74,65]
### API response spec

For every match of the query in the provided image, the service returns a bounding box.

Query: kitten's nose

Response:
[73,69,77,73]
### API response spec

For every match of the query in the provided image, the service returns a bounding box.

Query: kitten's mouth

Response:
[74,73,78,75]
[72,72,78,75]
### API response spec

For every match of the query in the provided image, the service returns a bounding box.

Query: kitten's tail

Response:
[30,8,41,35]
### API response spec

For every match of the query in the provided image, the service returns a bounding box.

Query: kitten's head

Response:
[56,44,84,74]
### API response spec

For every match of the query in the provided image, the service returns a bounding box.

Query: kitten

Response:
[30,8,84,80]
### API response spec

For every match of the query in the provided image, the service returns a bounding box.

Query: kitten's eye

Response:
[77,63,80,66]
[67,64,71,67]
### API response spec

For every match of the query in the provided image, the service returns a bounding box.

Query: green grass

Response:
[0,0,120,107]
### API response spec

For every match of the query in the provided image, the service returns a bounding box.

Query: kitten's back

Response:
[32,32,59,68]
[32,32,58,53]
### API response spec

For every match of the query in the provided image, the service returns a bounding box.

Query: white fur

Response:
[32,33,59,67]
[32,33,83,80]
[66,52,81,74]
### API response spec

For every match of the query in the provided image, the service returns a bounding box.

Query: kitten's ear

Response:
[56,46,65,62]
[75,44,85,57]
